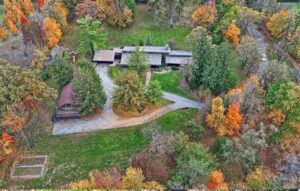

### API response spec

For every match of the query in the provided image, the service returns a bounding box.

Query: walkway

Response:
[53,65,203,135]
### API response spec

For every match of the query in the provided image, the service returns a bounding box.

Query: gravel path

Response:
[53,65,203,135]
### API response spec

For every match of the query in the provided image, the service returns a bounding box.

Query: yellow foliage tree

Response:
[54,1,69,26]
[245,166,274,189]
[122,166,145,189]
[223,23,241,47]
[22,0,34,15]
[206,97,226,134]
[69,179,93,189]
[97,0,133,28]
[0,27,8,40]
[266,10,291,38]
[43,17,62,48]
[192,0,217,27]
[31,48,48,70]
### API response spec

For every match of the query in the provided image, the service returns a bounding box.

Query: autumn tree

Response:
[223,23,241,47]
[77,15,107,54]
[241,75,265,121]
[191,0,217,28]
[237,7,264,33]
[0,60,57,114]
[206,97,226,135]
[185,26,207,50]
[236,35,261,72]
[207,170,229,190]
[131,152,170,183]
[266,10,291,38]
[113,71,146,112]
[122,166,165,189]
[148,0,186,27]
[265,81,300,125]
[223,103,243,136]
[128,47,149,76]
[260,60,292,88]
[267,109,286,127]
[43,17,62,48]
[290,27,300,60]
[232,123,278,175]
[245,166,274,189]
[21,19,46,48]
[22,0,34,16]
[70,168,123,189]
[96,0,133,28]
[0,27,8,40]
[75,0,106,20]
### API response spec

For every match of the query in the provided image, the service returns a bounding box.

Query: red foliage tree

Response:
[131,152,170,183]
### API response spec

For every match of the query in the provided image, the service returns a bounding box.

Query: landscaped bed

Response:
[113,99,173,118]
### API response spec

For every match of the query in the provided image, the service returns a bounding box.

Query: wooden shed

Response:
[53,83,80,121]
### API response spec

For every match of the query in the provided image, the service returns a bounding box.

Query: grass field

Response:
[62,5,192,51]
[152,71,193,99]
[105,5,191,49]
[20,108,199,188]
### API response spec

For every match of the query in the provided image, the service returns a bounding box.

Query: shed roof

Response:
[93,50,115,62]
[58,83,75,108]
[165,56,191,65]
[120,53,162,66]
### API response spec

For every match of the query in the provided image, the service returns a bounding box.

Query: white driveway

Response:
[53,65,203,135]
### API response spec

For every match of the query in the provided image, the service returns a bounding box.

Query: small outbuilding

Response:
[93,50,116,64]
[54,83,80,121]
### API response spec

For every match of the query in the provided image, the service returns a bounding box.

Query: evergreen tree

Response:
[73,60,106,116]
[146,80,163,104]
[76,15,107,54]
[113,71,147,111]
[128,47,149,76]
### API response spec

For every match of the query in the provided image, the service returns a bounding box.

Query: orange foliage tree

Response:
[0,27,8,40]
[267,109,285,127]
[53,1,69,26]
[97,0,133,28]
[191,0,217,28]
[22,0,34,16]
[206,97,226,135]
[223,103,243,136]
[223,23,241,47]
[43,17,62,48]
[266,10,291,38]
[207,170,228,190]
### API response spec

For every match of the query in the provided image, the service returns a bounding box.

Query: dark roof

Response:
[120,52,162,66]
[123,46,171,54]
[58,83,75,108]
[93,50,115,62]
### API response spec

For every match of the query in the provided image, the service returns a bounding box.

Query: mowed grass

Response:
[152,71,193,99]
[21,109,199,188]
[105,4,191,49]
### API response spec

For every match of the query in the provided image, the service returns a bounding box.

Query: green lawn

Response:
[152,71,193,99]
[105,4,191,49]
[20,109,199,188]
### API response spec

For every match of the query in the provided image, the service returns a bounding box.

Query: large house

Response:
[92,45,192,67]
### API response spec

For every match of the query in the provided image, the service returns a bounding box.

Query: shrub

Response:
[211,137,233,160]
[183,120,204,140]
[175,143,217,185]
